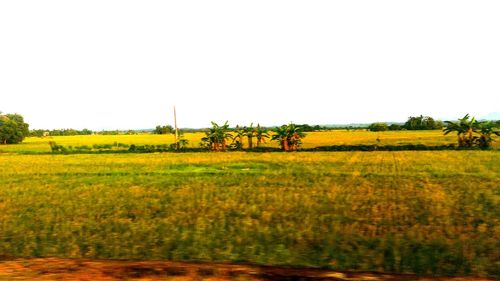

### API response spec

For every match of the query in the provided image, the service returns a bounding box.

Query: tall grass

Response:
[0,151,498,276]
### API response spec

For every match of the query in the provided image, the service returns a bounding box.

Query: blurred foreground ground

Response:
[0,258,493,281]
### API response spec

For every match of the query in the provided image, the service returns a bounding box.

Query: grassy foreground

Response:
[0,150,498,276]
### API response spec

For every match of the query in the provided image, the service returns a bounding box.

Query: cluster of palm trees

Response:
[200,121,233,151]
[271,123,306,151]
[444,114,499,148]
[199,114,497,152]
[201,122,305,151]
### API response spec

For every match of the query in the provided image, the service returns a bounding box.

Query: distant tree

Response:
[300,124,313,132]
[404,115,442,130]
[388,124,402,131]
[0,113,30,144]
[30,128,94,137]
[154,125,161,134]
[81,129,93,135]
[29,129,44,137]
[298,124,324,132]
[368,123,388,132]
[434,120,444,129]
[271,123,305,151]
[99,130,120,135]
[154,125,174,134]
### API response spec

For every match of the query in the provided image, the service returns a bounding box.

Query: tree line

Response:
[1,111,498,149]
[29,129,153,137]
[30,128,93,137]
[368,115,444,131]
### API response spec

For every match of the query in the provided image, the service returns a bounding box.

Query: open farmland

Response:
[0,142,499,277]
[0,130,475,154]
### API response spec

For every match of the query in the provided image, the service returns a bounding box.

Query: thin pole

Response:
[174,106,179,149]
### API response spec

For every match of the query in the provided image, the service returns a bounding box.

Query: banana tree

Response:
[475,121,500,149]
[444,114,499,149]
[255,123,269,147]
[171,131,189,150]
[271,123,305,151]
[443,114,478,148]
[231,125,245,150]
[243,123,255,149]
[201,121,233,151]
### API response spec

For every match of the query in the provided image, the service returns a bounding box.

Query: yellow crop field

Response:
[0,140,499,276]
[0,129,486,154]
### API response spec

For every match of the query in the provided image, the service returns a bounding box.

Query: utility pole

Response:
[174,106,179,150]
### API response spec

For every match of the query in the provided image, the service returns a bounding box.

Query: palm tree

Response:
[201,121,233,151]
[231,125,245,150]
[443,114,478,148]
[271,123,305,151]
[243,123,255,149]
[475,121,500,149]
[443,114,499,149]
[255,123,269,148]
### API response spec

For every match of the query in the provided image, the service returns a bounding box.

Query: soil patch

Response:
[0,258,493,281]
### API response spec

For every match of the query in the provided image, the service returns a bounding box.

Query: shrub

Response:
[368,123,388,132]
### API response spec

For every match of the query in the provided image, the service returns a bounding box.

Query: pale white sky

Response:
[1,1,499,130]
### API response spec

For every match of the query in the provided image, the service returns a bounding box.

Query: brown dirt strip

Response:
[0,258,493,281]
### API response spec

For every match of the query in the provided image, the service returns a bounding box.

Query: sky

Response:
[1,1,499,130]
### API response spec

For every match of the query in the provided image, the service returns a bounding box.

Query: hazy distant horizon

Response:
[2,1,499,130]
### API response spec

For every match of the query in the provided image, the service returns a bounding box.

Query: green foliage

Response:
[242,123,255,149]
[444,114,500,149]
[271,123,306,151]
[47,141,195,154]
[255,123,270,148]
[48,141,67,153]
[170,131,189,151]
[388,124,402,131]
[299,124,324,132]
[475,121,500,149]
[368,122,388,132]
[30,128,93,137]
[0,113,30,144]
[201,121,233,151]
[404,115,443,130]
[230,125,245,150]
[154,125,174,135]
[97,130,147,135]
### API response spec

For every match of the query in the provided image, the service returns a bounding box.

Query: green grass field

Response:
[0,132,499,277]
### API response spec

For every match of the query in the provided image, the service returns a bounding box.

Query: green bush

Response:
[368,123,389,132]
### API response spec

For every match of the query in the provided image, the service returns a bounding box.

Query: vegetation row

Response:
[46,142,473,154]
[41,115,498,154]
